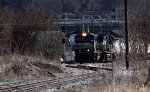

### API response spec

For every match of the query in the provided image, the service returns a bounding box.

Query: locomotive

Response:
[61,31,116,63]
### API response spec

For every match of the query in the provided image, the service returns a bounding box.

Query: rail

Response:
[0,72,104,92]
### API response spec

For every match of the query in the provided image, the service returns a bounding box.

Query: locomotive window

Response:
[75,36,94,43]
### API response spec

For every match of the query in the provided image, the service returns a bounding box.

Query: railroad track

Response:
[0,72,105,92]
[65,64,113,71]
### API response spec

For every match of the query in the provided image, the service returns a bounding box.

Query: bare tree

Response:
[128,0,150,62]
[11,10,52,55]
[0,8,11,55]
[37,31,64,59]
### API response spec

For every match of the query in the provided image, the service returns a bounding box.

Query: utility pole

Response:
[124,0,129,69]
[60,0,62,19]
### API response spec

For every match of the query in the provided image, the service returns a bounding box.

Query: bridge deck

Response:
[55,19,123,34]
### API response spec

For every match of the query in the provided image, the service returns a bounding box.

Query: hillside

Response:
[0,0,124,18]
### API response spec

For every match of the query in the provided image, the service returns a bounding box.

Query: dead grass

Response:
[32,61,62,73]
[67,77,150,92]
[65,58,150,92]
[0,54,62,82]
[49,59,61,69]
[92,83,148,92]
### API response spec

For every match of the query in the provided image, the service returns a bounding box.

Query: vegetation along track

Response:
[0,72,105,92]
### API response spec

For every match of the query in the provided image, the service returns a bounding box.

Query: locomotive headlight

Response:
[82,32,87,37]
[87,49,90,52]
[60,58,64,62]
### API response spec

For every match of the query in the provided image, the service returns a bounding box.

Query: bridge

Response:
[55,15,123,36]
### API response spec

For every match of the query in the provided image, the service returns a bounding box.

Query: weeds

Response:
[0,54,62,82]
[68,77,149,92]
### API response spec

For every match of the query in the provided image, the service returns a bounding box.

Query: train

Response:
[60,31,116,63]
